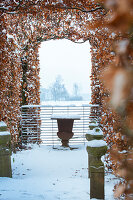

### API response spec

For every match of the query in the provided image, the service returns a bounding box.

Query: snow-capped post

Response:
[0,121,12,177]
[51,114,80,147]
[86,121,107,199]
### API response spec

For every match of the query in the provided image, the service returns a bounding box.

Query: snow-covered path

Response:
[0,145,117,200]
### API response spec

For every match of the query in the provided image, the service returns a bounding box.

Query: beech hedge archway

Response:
[1,2,108,136]
[0,1,132,198]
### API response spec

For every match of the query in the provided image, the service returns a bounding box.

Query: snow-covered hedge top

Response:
[0,131,10,136]
[21,104,99,108]
[0,121,7,127]
[87,127,103,135]
[87,140,107,147]
[51,114,80,120]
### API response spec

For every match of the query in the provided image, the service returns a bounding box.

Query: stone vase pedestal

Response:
[87,143,107,200]
[86,121,107,199]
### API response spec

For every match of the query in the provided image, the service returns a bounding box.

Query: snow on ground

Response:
[0,144,119,200]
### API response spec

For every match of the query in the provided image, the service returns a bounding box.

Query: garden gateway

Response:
[0,1,133,199]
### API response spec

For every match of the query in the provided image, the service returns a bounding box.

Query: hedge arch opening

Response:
[1,3,107,139]
[39,39,92,102]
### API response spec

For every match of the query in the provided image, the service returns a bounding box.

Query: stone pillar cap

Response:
[87,140,107,148]
[87,127,103,136]
[0,131,10,136]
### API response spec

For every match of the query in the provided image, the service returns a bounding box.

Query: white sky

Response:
[39,39,92,95]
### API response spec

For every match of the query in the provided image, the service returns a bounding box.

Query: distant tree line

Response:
[40,75,83,101]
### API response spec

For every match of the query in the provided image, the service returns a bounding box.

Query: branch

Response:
[35,35,90,47]
[0,2,105,15]
[54,5,104,13]
[21,34,90,51]
[0,0,24,13]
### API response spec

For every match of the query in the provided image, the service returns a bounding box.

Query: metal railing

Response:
[20,104,100,146]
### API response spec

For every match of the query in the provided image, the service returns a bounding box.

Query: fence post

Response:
[83,106,85,144]
[52,106,54,148]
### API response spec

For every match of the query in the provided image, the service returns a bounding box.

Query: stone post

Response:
[0,121,12,177]
[86,121,107,199]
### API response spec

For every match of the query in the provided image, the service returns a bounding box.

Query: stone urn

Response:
[57,119,74,147]
[51,114,80,147]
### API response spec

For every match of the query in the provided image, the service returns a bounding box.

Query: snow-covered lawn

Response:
[0,144,119,200]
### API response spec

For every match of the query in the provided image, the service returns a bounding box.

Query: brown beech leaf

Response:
[116,168,127,178]
[114,183,126,198]
[102,65,133,112]
[105,0,133,32]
